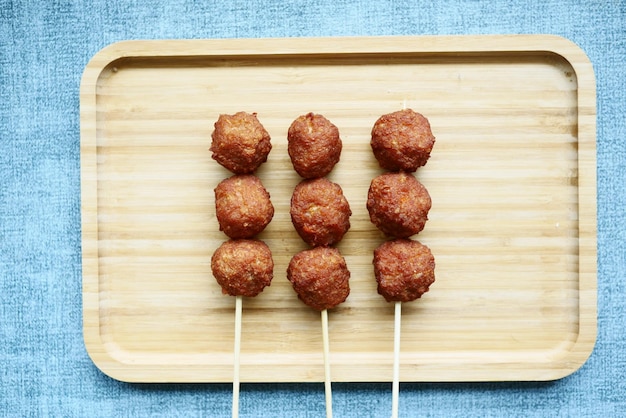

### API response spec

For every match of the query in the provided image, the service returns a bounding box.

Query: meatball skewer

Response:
[210,112,274,418]
[286,113,350,418]
[368,106,436,418]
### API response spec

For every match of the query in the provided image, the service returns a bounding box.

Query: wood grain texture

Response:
[80,35,597,383]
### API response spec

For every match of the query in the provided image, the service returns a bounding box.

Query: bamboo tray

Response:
[80,35,597,383]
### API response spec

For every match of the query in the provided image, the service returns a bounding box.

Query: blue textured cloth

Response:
[1,0,624,416]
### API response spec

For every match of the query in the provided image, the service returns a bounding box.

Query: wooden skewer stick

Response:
[321,309,333,418]
[232,295,243,418]
[391,101,407,418]
[391,301,402,418]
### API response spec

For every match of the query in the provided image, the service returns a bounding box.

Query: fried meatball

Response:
[214,174,274,239]
[373,239,435,302]
[366,172,431,238]
[210,111,272,174]
[290,178,351,247]
[287,113,342,178]
[211,239,274,297]
[287,247,350,311]
[371,109,435,172]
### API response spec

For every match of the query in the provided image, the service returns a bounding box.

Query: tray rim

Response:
[80,34,597,383]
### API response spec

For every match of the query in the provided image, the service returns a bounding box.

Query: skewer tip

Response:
[321,309,333,418]
[233,296,243,418]
[391,301,402,418]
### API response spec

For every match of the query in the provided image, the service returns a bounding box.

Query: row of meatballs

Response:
[368,110,436,303]
[210,109,436,308]
[286,114,351,311]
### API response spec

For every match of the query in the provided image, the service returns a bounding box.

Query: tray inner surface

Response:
[88,47,588,382]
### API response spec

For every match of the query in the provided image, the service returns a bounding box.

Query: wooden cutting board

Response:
[80,35,597,383]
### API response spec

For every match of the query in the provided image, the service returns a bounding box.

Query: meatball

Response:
[211,239,274,297]
[214,174,274,239]
[210,111,272,174]
[373,239,435,302]
[286,247,350,311]
[366,172,431,238]
[287,113,342,178]
[290,178,351,247]
[371,109,435,172]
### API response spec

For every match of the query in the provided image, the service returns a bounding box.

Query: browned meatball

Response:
[287,113,342,178]
[287,247,350,311]
[373,239,435,302]
[210,112,272,174]
[214,174,274,239]
[290,178,351,247]
[366,172,431,238]
[211,239,274,297]
[371,109,435,172]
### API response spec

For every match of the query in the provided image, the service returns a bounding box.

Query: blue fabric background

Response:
[1,0,624,416]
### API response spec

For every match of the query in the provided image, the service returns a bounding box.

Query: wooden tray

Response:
[80,35,597,383]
